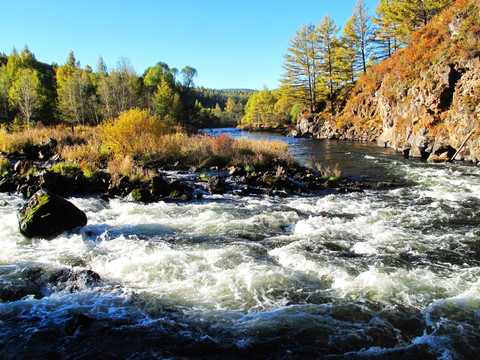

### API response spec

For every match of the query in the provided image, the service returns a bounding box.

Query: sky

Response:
[1,0,379,90]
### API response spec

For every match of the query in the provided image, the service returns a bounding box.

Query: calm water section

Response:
[0,129,479,359]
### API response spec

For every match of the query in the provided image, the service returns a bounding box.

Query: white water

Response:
[1,142,480,359]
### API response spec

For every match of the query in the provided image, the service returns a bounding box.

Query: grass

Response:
[1,109,296,184]
[306,155,342,181]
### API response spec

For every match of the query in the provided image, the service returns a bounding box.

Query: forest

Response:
[0,0,457,131]
[243,0,456,127]
[0,50,250,130]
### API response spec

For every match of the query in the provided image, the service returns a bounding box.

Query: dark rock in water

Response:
[0,265,101,302]
[0,177,16,192]
[151,175,171,197]
[17,184,38,199]
[126,188,151,203]
[38,170,65,194]
[207,175,227,194]
[17,189,87,238]
[228,166,245,176]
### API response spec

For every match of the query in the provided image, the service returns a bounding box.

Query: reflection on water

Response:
[204,127,405,182]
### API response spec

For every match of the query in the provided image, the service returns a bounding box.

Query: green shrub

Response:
[0,157,11,178]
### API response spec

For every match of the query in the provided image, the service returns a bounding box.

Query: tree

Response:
[373,0,402,58]
[110,58,137,116]
[373,0,454,51]
[180,66,197,90]
[57,52,92,125]
[317,14,340,113]
[8,68,41,125]
[282,23,321,112]
[0,66,9,123]
[96,56,114,120]
[345,0,374,74]
[154,78,181,123]
[242,87,278,124]
[273,86,298,124]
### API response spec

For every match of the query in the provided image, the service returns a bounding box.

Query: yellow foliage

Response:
[100,108,170,156]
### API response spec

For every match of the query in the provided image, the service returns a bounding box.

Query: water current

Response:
[1,128,479,359]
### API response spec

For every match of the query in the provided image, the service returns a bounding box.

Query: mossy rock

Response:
[169,189,183,198]
[18,189,87,238]
[126,188,151,203]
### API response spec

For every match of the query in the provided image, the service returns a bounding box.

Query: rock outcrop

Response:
[295,0,480,163]
[18,189,87,238]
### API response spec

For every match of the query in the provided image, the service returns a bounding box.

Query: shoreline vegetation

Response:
[0,109,396,205]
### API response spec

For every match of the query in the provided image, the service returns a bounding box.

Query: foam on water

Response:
[1,152,480,358]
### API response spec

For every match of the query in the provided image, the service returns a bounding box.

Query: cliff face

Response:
[297,0,480,163]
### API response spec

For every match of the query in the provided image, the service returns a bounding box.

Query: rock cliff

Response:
[296,0,480,163]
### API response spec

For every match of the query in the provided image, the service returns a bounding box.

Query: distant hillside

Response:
[298,0,480,163]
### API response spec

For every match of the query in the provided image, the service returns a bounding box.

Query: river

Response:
[1,129,479,359]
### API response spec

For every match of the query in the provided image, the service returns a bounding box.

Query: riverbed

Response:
[1,130,479,359]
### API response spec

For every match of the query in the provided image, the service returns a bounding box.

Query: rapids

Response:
[0,129,479,359]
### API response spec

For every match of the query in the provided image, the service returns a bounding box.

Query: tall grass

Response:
[1,109,296,182]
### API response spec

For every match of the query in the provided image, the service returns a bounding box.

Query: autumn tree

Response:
[56,52,95,125]
[154,78,182,123]
[282,23,321,112]
[317,14,340,113]
[374,0,455,50]
[373,0,402,58]
[0,66,9,123]
[224,96,244,125]
[344,0,374,74]
[8,68,41,125]
[242,87,278,125]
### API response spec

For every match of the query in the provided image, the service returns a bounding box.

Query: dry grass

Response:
[107,155,155,184]
[150,132,294,169]
[1,116,296,182]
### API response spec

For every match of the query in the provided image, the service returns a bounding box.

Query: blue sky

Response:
[1,0,379,90]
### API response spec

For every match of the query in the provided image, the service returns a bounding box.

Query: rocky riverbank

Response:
[290,0,480,165]
[0,138,397,205]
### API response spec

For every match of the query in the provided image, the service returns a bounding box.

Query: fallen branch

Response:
[451,130,475,161]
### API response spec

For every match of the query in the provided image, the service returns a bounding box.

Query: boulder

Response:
[207,175,227,194]
[18,189,87,238]
[126,188,151,203]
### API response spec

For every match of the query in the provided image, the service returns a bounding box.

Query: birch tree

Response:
[9,68,41,125]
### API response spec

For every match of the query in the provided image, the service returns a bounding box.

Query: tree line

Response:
[242,0,455,127]
[0,47,249,129]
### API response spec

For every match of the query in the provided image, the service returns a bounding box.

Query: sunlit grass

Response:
[1,109,295,183]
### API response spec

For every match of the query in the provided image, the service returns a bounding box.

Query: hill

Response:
[297,0,480,163]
